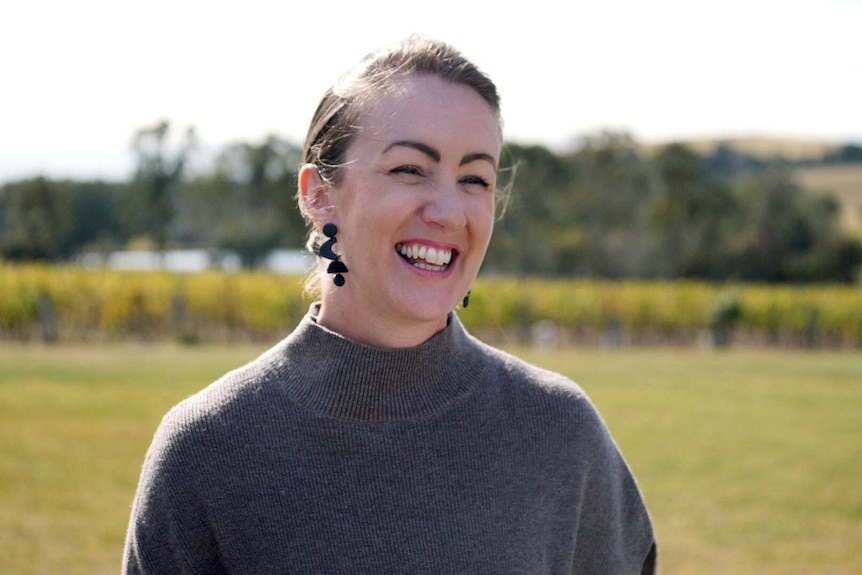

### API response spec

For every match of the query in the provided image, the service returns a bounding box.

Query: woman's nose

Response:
[422,181,467,230]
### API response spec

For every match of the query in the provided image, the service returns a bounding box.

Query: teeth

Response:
[397,243,453,268]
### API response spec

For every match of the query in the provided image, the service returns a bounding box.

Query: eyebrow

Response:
[383,140,497,169]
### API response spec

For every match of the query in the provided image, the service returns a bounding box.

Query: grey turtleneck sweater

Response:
[123,305,655,574]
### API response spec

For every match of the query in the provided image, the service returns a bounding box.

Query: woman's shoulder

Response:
[154,339,292,444]
[470,337,588,401]
[466,337,634,477]
[466,336,611,431]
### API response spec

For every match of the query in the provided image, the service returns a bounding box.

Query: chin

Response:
[393,292,459,324]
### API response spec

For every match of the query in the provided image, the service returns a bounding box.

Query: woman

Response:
[123,36,656,574]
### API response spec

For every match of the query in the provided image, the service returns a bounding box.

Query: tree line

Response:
[1,121,860,283]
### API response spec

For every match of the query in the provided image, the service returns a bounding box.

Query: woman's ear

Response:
[298,164,335,226]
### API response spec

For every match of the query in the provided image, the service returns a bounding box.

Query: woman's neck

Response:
[315,296,448,349]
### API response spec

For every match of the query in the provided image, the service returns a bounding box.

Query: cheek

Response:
[340,193,410,253]
[466,195,496,237]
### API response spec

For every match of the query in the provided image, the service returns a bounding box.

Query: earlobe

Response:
[298,163,334,222]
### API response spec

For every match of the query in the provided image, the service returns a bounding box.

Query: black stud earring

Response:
[319,223,348,287]
[462,290,471,308]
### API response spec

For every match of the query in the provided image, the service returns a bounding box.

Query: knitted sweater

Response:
[123,305,656,574]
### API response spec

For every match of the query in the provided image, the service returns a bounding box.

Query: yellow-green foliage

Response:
[462,277,861,346]
[0,264,308,341]
[1,264,860,345]
[464,278,717,332]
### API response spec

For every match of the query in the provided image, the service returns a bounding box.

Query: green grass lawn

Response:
[1,342,860,574]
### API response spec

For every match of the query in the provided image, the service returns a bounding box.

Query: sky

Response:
[1,0,860,184]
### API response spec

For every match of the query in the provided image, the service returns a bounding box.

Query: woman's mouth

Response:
[396,242,455,272]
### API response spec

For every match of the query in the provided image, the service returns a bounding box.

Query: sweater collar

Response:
[275,303,484,422]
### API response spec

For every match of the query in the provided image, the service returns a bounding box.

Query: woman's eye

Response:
[391,165,423,177]
[461,176,491,190]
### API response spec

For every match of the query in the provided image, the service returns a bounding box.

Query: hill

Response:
[641,135,843,160]
[794,163,862,237]
[641,136,861,236]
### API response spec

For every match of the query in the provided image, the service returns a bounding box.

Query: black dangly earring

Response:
[462,290,471,309]
[318,223,348,286]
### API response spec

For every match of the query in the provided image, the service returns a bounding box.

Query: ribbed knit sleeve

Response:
[568,397,656,573]
[123,407,225,574]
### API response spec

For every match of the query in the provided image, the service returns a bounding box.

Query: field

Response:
[1,342,860,574]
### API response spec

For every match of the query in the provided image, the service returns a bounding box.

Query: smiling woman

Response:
[122,36,656,575]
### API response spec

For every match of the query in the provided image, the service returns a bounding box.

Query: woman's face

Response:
[315,74,501,346]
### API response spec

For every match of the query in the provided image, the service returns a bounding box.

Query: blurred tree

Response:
[3,128,857,281]
[484,143,574,274]
[237,135,305,249]
[705,143,765,176]
[0,178,71,260]
[61,181,127,255]
[176,135,304,266]
[822,144,862,164]
[130,120,196,252]
[489,133,655,278]
[730,171,849,281]
[565,132,654,277]
[646,144,737,279]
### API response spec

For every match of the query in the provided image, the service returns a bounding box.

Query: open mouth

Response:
[396,242,456,272]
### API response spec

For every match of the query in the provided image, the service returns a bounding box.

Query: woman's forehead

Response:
[352,75,502,159]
